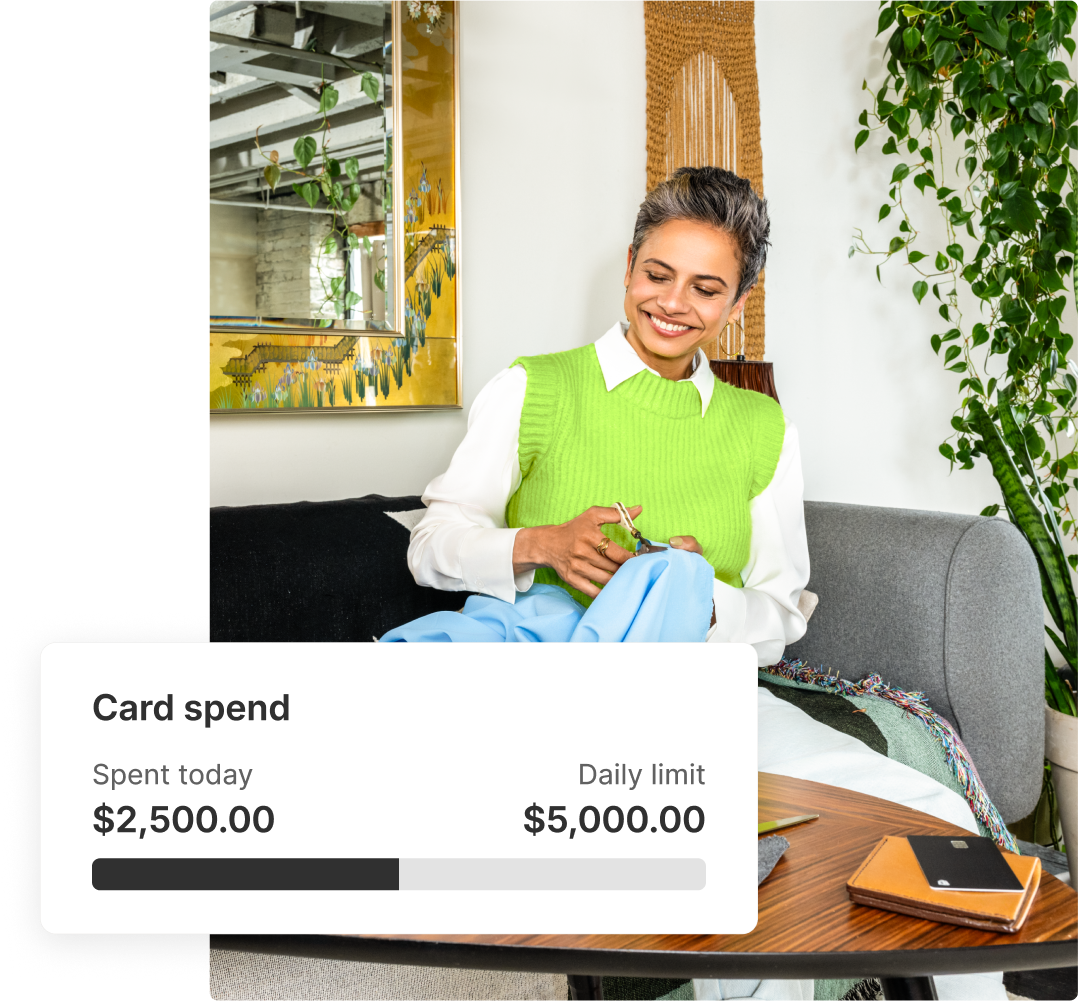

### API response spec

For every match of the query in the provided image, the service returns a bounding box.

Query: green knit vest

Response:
[505,344,786,607]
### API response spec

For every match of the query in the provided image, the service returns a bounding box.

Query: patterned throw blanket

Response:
[760,658,1016,852]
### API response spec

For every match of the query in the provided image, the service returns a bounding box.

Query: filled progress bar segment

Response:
[92,858,705,891]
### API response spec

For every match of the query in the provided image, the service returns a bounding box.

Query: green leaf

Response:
[973,22,1009,52]
[293,135,317,169]
[913,280,929,303]
[344,156,360,180]
[294,181,319,208]
[908,250,928,263]
[855,128,871,151]
[1029,102,1051,125]
[903,25,921,51]
[344,291,361,309]
[877,5,897,34]
[360,72,380,103]
[935,251,949,270]
[1001,188,1042,232]
[330,276,345,295]
[374,269,386,292]
[263,163,281,190]
[891,163,910,183]
[319,83,339,116]
[347,233,360,249]
[1047,165,1068,193]
[1015,51,1042,90]
[331,180,345,205]
[879,203,891,221]
[932,40,956,68]
[326,157,341,178]
[980,504,1000,517]
[945,344,962,363]
[858,109,868,127]
[931,334,942,354]
[946,243,964,263]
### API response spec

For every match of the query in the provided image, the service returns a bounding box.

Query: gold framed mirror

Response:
[209,0,461,413]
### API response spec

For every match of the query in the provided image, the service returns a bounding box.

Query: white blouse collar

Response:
[593,321,715,417]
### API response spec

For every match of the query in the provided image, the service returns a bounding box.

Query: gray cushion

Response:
[786,502,1043,823]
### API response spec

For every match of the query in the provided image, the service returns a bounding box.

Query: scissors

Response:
[614,502,667,555]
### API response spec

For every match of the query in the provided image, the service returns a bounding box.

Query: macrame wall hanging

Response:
[644,1,767,366]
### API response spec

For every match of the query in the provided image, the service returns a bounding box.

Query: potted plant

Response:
[851,0,1076,876]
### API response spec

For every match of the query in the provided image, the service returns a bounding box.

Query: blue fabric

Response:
[380,548,716,643]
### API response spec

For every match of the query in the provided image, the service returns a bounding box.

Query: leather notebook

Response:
[846,835,1041,933]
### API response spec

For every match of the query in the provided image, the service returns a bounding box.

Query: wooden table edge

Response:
[210,933,1078,980]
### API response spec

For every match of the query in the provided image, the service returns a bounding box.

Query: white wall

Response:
[211,0,1070,515]
[757,0,1003,513]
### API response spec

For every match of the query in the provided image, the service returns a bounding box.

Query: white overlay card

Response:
[41,643,757,933]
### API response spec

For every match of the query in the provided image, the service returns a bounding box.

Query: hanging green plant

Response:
[255,70,384,317]
[852,0,1077,715]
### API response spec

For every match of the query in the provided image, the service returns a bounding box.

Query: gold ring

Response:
[596,538,610,556]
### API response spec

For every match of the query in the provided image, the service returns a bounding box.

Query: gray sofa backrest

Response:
[786,501,1044,823]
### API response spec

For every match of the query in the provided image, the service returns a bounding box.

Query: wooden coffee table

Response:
[213,773,1077,1000]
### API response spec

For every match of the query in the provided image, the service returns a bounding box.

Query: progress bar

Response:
[92,858,705,891]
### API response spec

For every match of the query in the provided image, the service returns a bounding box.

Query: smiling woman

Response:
[381,166,810,656]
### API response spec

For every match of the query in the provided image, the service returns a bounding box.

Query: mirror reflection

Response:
[209,1,393,325]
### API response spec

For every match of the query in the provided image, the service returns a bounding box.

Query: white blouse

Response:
[407,322,811,665]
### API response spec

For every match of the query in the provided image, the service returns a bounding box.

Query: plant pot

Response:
[1045,705,1077,884]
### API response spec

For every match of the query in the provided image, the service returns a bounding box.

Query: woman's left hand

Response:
[668,535,703,555]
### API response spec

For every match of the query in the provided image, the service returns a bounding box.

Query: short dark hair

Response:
[630,167,770,301]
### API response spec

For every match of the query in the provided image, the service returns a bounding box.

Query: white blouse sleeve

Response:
[406,365,534,603]
[706,421,811,666]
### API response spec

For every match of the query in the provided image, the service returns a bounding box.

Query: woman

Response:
[386,168,1004,1001]
[391,166,809,657]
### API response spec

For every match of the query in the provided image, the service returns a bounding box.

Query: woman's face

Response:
[622,218,751,376]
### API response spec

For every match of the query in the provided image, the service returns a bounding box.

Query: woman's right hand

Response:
[512,505,640,598]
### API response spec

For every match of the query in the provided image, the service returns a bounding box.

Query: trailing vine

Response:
[852,0,1077,713]
[255,70,383,318]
